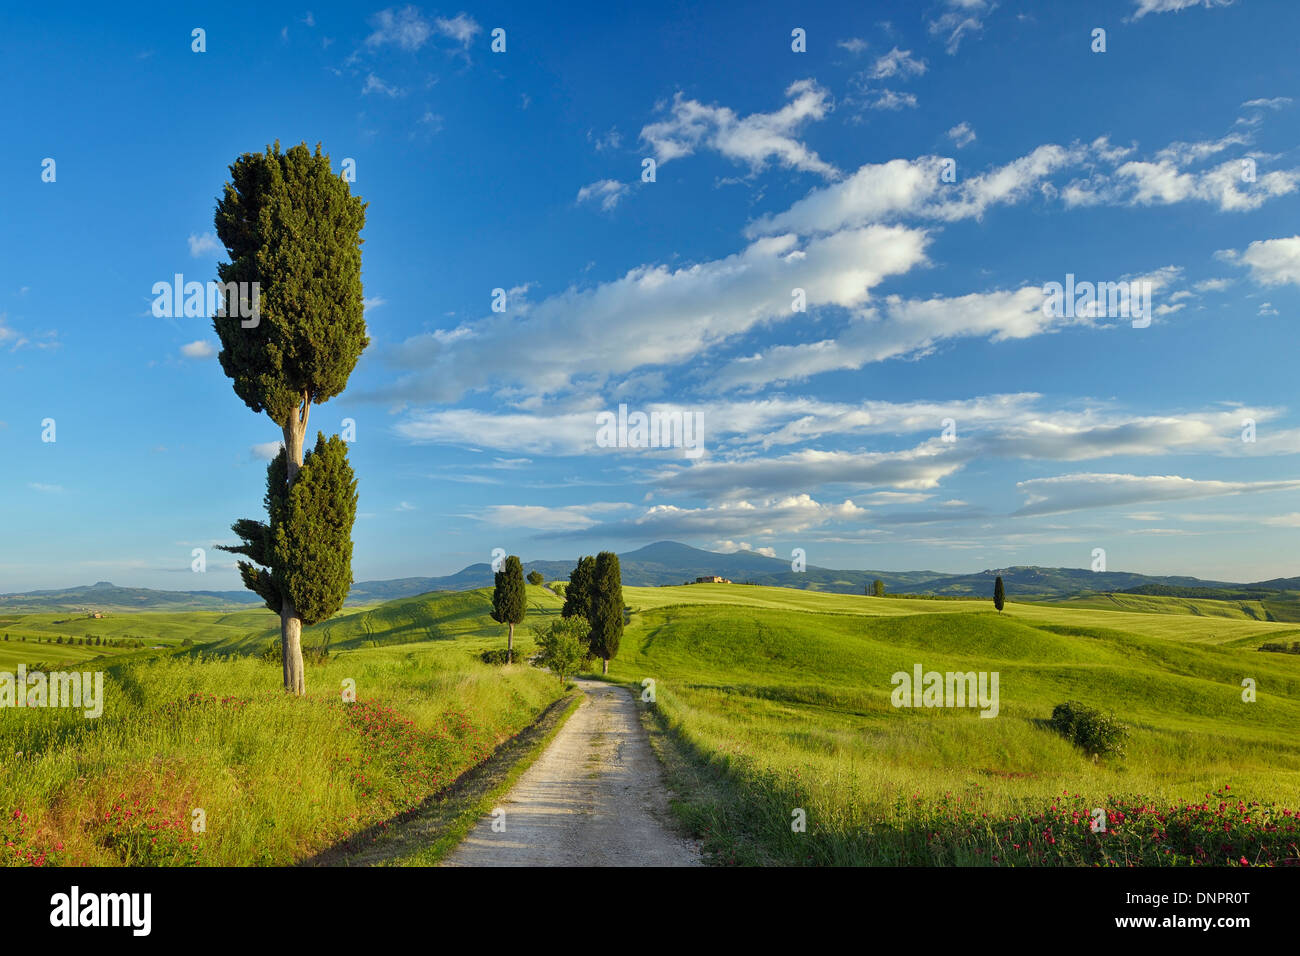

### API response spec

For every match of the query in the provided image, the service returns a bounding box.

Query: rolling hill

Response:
[8,541,1299,610]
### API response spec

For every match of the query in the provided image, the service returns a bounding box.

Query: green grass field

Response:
[0,586,566,866]
[3,580,1298,866]
[596,584,1300,865]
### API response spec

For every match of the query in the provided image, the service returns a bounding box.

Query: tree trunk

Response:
[280,394,311,696]
[507,622,514,664]
[602,656,608,675]
[281,598,305,696]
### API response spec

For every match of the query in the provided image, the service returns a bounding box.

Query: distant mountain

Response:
[0,581,263,612]
[903,566,1244,599]
[5,544,1295,610]
[346,541,946,602]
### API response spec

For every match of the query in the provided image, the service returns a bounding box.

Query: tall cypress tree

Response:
[589,551,624,675]
[491,555,526,663]
[211,141,367,695]
[561,555,595,621]
[994,575,1005,613]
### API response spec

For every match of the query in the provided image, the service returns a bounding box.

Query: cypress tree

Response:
[491,555,526,663]
[561,555,595,621]
[589,551,624,675]
[211,141,367,695]
[994,575,1005,613]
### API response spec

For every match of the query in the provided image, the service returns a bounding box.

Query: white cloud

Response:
[180,340,216,359]
[613,495,869,539]
[187,232,221,257]
[640,79,838,179]
[362,73,404,97]
[1224,235,1300,286]
[481,504,603,531]
[712,285,1057,391]
[576,179,630,212]
[838,38,869,54]
[366,6,433,49]
[868,47,927,79]
[379,224,928,403]
[1131,0,1234,19]
[928,0,993,54]
[857,88,918,111]
[714,539,759,554]
[1240,97,1292,110]
[1015,473,1300,516]
[748,144,1084,237]
[947,122,976,148]
[250,441,284,461]
[654,445,963,499]
[433,13,481,47]
[1109,157,1298,211]
[28,482,63,493]
[363,296,387,312]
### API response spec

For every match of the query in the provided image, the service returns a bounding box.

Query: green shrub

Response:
[1259,641,1300,655]
[531,617,590,684]
[1050,700,1130,758]
[479,647,516,665]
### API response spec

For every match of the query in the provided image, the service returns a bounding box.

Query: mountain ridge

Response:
[0,541,1289,610]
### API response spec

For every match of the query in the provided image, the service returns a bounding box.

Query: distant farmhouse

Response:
[695,576,732,584]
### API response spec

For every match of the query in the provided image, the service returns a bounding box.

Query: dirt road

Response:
[441,678,701,867]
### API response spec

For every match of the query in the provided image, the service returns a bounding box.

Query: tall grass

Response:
[0,642,561,866]
[603,599,1300,865]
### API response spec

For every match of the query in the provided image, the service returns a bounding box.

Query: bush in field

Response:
[1050,701,1130,758]
[479,647,515,665]
[526,570,544,586]
[532,617,590,685]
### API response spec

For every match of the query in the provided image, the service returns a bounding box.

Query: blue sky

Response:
[3,0,1299,591]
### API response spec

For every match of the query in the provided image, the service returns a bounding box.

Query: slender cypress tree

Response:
[491,555,526,663]
[589,551,624,675]
[211,141,367,695]
[994,576,1006,613]
[561,555,595,621]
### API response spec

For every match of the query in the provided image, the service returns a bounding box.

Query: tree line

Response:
[489,552,624,675]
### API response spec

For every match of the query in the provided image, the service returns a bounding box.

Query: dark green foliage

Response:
[212,142,368,428]
[872,579,885,597]
[218,433,358,626]
[260,638,329,666]
[1050,701,1130,758]
[491,555,526,662]
[589,551,624,670]
[994,576,1005,612]
[1259,641,1300,654]
[527,570,544,586]
[491,556,526,626]
[562,555,595,620]
[533,616,590,684]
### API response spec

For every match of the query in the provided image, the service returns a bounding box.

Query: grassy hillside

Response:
[599,584,1300,866]
[6,580,1298,867]
[0,586,563,866]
